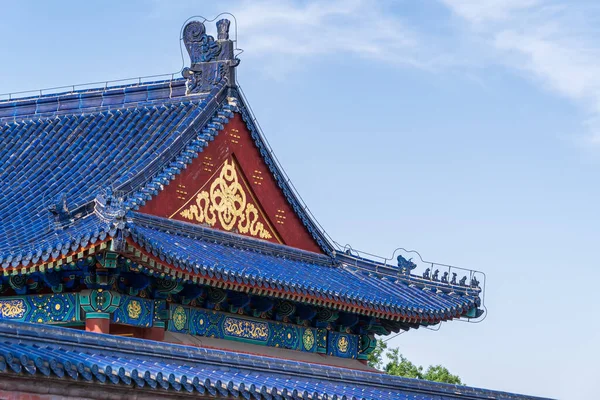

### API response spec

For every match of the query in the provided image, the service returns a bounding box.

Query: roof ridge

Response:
[0,79,193,122]
[0,76,182,104]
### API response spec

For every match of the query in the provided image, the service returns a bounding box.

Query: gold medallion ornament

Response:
[337,336,349,353]
[179,160,273,239]
[172,306,187,331]
[127,300,142,319]
[303,329,315,351]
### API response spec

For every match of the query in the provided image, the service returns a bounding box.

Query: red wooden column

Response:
[144,326,165,341]
[85,316,110,333]
[80,290,120,334]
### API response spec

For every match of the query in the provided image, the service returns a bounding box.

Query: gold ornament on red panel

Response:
[178,159,273,239]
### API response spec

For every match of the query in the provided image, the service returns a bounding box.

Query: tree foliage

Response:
[367,339,388,370]
[368,339,463,385]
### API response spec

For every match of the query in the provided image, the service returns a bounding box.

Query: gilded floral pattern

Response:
[223,317,269,341]
[179,160,273,239]
[303,329,315,351]
[172,306,187,331]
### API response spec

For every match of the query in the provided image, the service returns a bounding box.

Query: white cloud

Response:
[442,0,600,144]
[440,0,542,24]
[151,0,600,143]
[229,0,424,75]
[146,0,430,79]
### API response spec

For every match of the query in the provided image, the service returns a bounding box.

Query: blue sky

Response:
[1,1,597,398]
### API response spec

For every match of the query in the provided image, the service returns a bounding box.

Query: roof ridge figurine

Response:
[181,19,240,94]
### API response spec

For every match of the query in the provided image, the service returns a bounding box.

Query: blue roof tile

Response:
[0,79,221,261]
[0,320,549,400]
[0,75,481,320]
[127,215,479,321]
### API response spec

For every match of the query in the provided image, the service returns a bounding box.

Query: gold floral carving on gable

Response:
[178,159,273,239]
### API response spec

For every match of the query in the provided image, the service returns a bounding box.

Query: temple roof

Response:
[0,320,546,400]
[0,19,483,326]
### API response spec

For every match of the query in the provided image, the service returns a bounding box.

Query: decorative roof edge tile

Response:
[338,252,482,298]
[0,215,116,268]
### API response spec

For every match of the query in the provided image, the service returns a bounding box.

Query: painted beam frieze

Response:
[112,295,154,327]
[168,304,319,353]
[0,293,80,324]
[327,330,359,359]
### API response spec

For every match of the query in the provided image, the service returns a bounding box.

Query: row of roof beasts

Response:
[0,320,547,400]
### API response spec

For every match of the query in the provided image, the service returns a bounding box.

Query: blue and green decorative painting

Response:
[0,293,79,324]
[358,334,377,360]
[153,300,167,328]
[112,295,154,327]
[168,304,317,353]
[316,327,328,354]
[168,304,190,333]
[327,331,359,359]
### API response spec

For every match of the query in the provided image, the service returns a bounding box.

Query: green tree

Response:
[367,339,387,369]
[384,348,424,379]
[369,339,463,385]
[422,364,463,385]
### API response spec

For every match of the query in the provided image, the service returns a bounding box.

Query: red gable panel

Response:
[139,113,322,253]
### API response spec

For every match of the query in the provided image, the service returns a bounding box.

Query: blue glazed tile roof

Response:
[0,79,335,264]
[127,214,480,321]
[0,320,549,400]
[0,79,227,265]
[0,76,481,319]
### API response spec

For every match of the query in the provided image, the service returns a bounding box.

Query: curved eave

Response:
[124,219,481,325]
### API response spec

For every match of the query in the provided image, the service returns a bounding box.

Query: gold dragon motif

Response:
[127,300,142,319]
[0,300,26,318]
[223,317,269,340]
[337,336,349,353]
